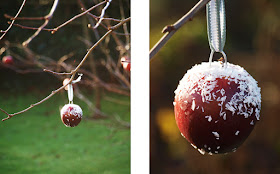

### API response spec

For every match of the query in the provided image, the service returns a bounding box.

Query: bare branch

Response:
[0,63,44,74]
[4,14,45,20]
[108,17,131,30]
[114,114,130,128]
[51,0,107,34]
[1,16,131,121]
[82,10,122,22]
[43,69,72,75]
[74,88,108,118]
[149,0,210,60]
[0,0,27,40]
[2,77,72,121]
[71,17,131,76]
[104,96,130,105]
[119,0,130,45]
[93,0,112,29]
[22,0,59,46]
[8,22,53,31]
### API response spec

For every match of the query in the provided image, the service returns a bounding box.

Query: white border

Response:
[131,0,150,173]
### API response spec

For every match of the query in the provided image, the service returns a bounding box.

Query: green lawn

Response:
[0,92,130,174]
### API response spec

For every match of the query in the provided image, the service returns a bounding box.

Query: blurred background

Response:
[0,0,130,173]
[150,0,280,173]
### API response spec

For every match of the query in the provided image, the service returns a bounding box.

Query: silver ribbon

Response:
[206,0,227,64]
[68,83,73,103]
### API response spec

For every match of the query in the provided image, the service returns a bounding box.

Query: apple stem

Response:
[208,50,227,68]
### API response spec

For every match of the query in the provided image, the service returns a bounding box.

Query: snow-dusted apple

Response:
[60,104,82,127]
[174,61,261,155]
[121,56,131,71]
[2,55,13,65]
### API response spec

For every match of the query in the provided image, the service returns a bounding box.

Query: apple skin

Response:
[2,56,13,65]
[121,56,131,71]
[60,104,82,127]
[174,62,261,155]
[63,78,75,91]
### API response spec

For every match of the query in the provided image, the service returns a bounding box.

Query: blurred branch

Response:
[74,87,108,118]
[104,96,130,105]
[149,0,210,60]
[64,17,131,77]
[80,11,102,117]
[7,23,53,32]
[113,114,130,128]
[0,0,27,40]
[119,0,130,45]
[4,14,45,20]
[0,62,44,74]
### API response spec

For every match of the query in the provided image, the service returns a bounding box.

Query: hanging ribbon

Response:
[206,0,227,65]
[67,74,83,104]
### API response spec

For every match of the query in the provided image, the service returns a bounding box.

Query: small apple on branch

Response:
[2,55,14,65]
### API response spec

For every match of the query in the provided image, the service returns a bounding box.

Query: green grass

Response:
[0,92,130,174]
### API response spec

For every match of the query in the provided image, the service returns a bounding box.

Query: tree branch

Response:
[149,0,210,60]
[1,80,70,121]
[22,0,59,46]
[6,22,53,31]
[0,0,27,40]
[93,0,112,29]
[51,0,107,34]
[1,17,131,121]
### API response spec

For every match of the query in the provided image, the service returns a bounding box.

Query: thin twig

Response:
[77,0,103,44]
[108,17,131,30]
[93,0,112,29]
[81,9,122,22]
[22,0,59,46]
[71,17,131,76]
[114,114,130,128]
[119,0,130,45]
[84,17,131,89]
[104,96,130,105]
[43,69,72,75]
[1,77,73,121]
[4,14,45,20]
[74,88,108,118]
[0,63,44,74]
[0,0,27,40]
[8,22,53,31]
[149,0,210,60]
[51,0,107,34]
[77,0,127,38]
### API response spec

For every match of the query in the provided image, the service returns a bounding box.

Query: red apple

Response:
[63,78,71,90]
[121,56,131,71]
[174,61,261,155]
[63,78,77,91]
[2,55,13,65]
[60,104,82,127]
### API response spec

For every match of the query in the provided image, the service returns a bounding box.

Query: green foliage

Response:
[0,93,130,174]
